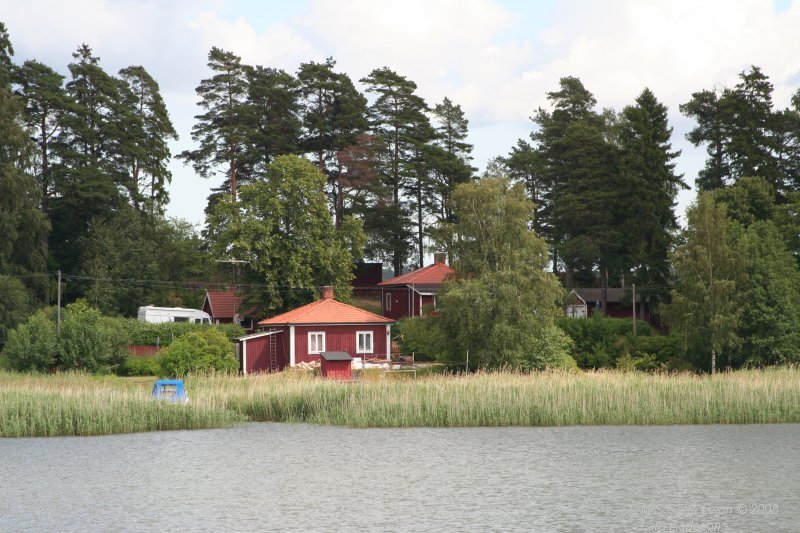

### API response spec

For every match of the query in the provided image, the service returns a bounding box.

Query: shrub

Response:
[1,310,57,372]
[0,276,32,350]
[556,314,650,368]
[120,356,162,376]
[119,318,244,347]
[57,301,129,374]
[629,334,683,364]
[529,324,577,370]
[396,316,445,361]
[160,328,238,377]
[616,351,661,372]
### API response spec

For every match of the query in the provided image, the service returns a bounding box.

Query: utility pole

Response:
[632,283,636,337]
[57,269,62,335]
[217,258,247,290]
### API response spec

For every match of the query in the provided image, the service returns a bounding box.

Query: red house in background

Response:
[378,254,454,320]
[203,291,257,331]
[237,286,394,374]
[566,288,656,326]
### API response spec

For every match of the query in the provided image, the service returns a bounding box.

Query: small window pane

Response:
[357,332,373,354]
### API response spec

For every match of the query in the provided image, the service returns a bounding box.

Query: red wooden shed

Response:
[240,286,394,374]
[378,254,454,320]
[320,351,353,380]
[203,291,257,331]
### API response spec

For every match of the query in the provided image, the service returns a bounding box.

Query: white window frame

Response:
[385,292,392,311]
[356,331,374,354]
[308,331,326,354]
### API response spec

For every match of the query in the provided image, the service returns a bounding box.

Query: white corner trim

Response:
[289,325,296,367]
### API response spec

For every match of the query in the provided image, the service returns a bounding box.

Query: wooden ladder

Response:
[268,328,278,372]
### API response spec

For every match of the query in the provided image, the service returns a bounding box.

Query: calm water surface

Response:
[1,423,798,532]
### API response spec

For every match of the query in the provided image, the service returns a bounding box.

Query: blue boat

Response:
[152,379,188,403]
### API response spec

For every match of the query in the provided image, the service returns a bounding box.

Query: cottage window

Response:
[385,293,392,311]
[308,331,325,354]
[356,331,373,354]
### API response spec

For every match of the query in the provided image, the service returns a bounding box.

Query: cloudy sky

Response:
[4,0,800,226]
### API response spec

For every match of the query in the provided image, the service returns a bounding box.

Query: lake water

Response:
[1,423,797,532]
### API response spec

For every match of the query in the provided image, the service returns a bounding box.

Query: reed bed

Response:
[2,368,798,437]
[193,367,800,428]
[0,372,244,438]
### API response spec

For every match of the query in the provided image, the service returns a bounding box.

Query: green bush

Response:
[2,310,57,372]
[119,318,244,347]
[629,334,683,364]
[0,276,32,350]
[120,356,162,376]
[57,301,129,374]
[396,316,445,361]
[160,328,238,377]
[616,351,662,372]
[529,324,577,370]
[556,313,651,368]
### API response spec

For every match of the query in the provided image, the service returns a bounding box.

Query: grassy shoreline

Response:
[1,368,799,437]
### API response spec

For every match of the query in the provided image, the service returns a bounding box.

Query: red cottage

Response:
[203,291,257,331]
[378,255,454,320]
[567,288,657,326]
[237,286,394,374]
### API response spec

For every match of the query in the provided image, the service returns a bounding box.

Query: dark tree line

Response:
[0,22,208,333]
[180,50,476,276]
[499,78,686,311]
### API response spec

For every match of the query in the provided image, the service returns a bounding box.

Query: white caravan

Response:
[137,306,211,324]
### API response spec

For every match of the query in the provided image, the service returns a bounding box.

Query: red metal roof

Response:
[204,291,255,319]
[259,296,394,326]
[378,262,455,287]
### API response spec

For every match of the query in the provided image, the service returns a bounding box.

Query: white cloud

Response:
[188,12,319,71]
[535,0,800,111]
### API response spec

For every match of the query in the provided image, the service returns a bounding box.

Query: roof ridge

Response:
[286,298,326,321]
[319,297,390,322]
[259,296,392,325]
[379,261,454,286]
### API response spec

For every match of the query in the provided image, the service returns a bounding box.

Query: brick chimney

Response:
[433,252,447,265]
[321,286,334,300]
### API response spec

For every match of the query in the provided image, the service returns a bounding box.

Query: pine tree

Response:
[334,133,381,228]
[243,65,302,176]
[504,139,548,237]
[0,23,49,301]
[426,97,475,261]
[12,59,67,213]
[680,88,730,191]
[681,66,800,200]
[298,58,369,229]
[118,65,178,213]
[179,47,249,206]
[49,44,129,275]
[617,88,686,305]
[531,77,620,294]
[361,67,432,273]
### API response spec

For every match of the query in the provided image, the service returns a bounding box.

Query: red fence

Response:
[127,345,161,357]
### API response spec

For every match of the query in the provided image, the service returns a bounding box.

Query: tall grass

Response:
[2,368,798,437]
[194,367,800,427]
[0,372,244,438]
